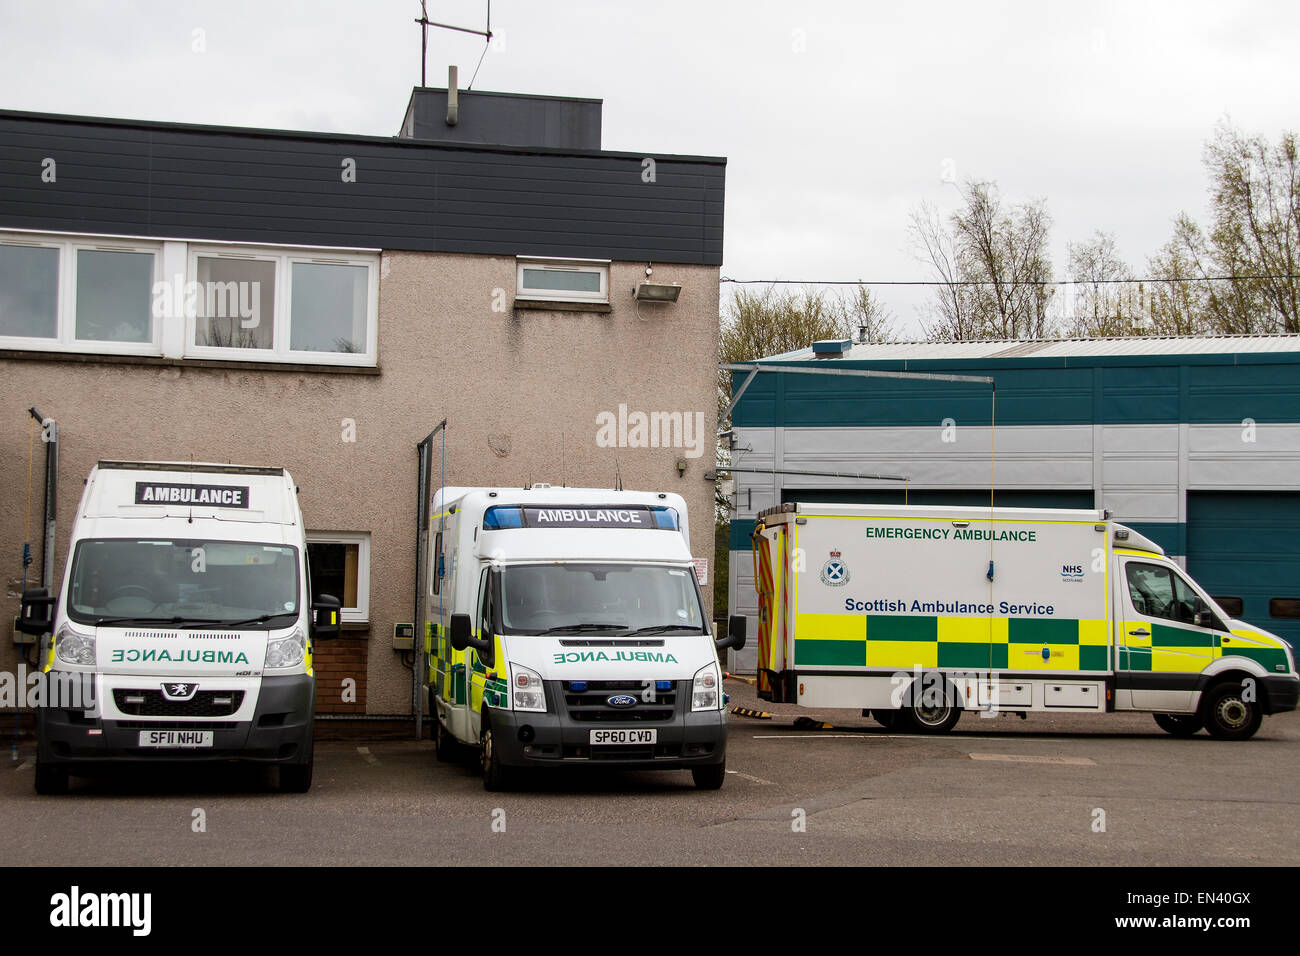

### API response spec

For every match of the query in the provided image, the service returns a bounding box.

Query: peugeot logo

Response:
[606,695,637,708]
[160,682,199,701]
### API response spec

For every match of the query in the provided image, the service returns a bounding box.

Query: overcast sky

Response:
[2,0,1296,337]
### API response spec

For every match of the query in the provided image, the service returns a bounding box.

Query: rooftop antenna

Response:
[415,1,493,89]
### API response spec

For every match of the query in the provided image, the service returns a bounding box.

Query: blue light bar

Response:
[482,506,524,530]
[656,680,672,691]
[569,681,588,692]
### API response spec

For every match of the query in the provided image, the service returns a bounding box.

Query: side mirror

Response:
[17,588,55,636]
[311,594,342,640]
[1195,608,1214,629]
[716,614,746,651]
[449,613,473,652]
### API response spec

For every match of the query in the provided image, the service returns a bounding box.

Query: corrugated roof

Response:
[759,335,1300,363]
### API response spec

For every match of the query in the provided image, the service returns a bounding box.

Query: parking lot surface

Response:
[4,678,1297,866]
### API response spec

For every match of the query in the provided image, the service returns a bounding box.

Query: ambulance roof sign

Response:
[483,505,679,531]
[134,482,250,509]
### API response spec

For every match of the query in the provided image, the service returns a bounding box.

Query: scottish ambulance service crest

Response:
[820,550,850,586]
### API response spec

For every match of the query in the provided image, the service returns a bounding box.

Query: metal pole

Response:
[28,407,56,589]
[413,419,447,740]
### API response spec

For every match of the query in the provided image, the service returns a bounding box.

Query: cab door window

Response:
[1125,562,1220,628]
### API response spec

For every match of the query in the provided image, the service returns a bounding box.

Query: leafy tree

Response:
[1153,122,1300,333]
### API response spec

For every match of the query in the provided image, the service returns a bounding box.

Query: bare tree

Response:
[911,180,1055,340]
[1065,231,1140,337]
[833,284,897,345]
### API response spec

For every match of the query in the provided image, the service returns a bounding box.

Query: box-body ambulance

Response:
[749,502,1298,739]
[18,461,340,793]
[422,485,744,790]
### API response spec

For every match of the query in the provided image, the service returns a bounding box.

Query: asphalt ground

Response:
[3,677,1297,866]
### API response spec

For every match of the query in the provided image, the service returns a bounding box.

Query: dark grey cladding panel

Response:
[402,89,603,151]
[0,113,725,265]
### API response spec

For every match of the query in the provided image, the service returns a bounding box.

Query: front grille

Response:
[562,680,679,723]
[115,720,239,730]
[563,744,680,760]
[113,689,244,717]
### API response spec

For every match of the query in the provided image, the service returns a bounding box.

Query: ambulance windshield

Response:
[498,563,705,636]
[66,538,300,628]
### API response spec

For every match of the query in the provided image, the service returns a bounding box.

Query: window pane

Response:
[194,257,275,349]
[290,262,367,353]
[1213,596,1244,617]
[0,244,59,338]
[307,542,359,608]
[75,249,154,343]
[521,267,601,293]
[1127,564,1173,619]
[1269,598,1300,619]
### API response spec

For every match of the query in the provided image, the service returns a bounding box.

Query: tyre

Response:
[280,753,313,793]
[479,716,515,792]
[1154,712,1203,737]
[434,720,459,762]
[34,762,68,795]
[691,761,726,790]
[1202,682,1263,741]
[870,709,900,730]
[900,701,961,733]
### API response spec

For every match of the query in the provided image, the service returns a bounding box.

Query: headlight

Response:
[510,662,546,712]
[54,623,96,667]
[266,628,306,669]
[692,661,721,711]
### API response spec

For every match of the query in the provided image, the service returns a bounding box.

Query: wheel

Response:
[434,720,460,762]
[1202,682,1263,741]
[869,709,900,730]
[691,761,726,790]
[1154,712,1203,737]
[479,716,515,791]
[34,762,68,795]
[280,754,313,792]
[900,701,961,733]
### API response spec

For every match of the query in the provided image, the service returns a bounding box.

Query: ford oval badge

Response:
[607,695,637,708]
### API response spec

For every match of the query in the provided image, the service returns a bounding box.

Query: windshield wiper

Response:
[191,611,300,629]
[630,624,704,634]
[93,615,224,627]
[536,623,631,635]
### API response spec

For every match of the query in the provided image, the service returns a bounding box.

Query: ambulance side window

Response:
[477,571,492,638]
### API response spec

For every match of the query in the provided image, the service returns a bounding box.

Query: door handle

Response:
[1128,628,1150,636]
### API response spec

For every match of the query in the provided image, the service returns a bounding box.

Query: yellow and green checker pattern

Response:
[793,613,1111,671]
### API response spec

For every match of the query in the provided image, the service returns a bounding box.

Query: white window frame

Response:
[307,532,371,625]
[186,244,379,366]
[515,256,609,304]
[0,231,163,355]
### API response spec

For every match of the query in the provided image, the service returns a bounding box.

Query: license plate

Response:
[137,730,214,748]
[589,728,657,745]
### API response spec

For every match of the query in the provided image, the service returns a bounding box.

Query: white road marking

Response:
[753,734,885,740]
[356,746,379,765]
[726,769,775,784]
[969,753,1096,765]
[14,759,32,772]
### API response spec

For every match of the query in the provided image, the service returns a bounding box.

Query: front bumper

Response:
[1262,675,1300,715]
[36,673,315,767]
[487,679,727,769]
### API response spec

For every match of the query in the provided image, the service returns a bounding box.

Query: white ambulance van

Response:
[748,502,1299,739]
[17,461,340,794]
[422,485,745,790]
